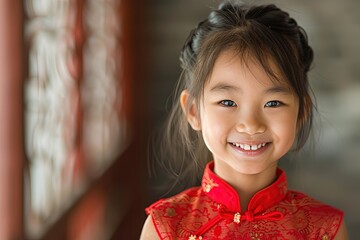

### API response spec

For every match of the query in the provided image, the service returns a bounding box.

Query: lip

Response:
[229,141,271,156]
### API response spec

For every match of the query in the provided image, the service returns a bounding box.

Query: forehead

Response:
[205,49,292,91]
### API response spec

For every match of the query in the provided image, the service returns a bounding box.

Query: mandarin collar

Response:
[201,161,288,213]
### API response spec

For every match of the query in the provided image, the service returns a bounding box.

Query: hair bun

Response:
[180,20,209,70]
[298,27,314,72]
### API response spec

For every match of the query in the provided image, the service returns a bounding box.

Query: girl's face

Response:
[194,50,299,176]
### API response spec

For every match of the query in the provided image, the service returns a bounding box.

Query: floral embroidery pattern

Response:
[202,172,219,193]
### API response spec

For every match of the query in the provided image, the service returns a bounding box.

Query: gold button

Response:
[234,212,241,224]
[322,234,329,240]
[188,235,202,240]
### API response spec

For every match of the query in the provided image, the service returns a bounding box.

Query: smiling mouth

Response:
[230,142,269,151]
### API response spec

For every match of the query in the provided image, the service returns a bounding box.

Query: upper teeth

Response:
[232,143,266,150]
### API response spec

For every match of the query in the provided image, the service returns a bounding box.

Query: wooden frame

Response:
[0,1,24,239]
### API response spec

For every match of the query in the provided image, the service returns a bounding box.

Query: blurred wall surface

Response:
[146,0,360,238]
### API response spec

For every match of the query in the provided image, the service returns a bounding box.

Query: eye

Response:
[220,100,237,107]
[265,100,282,108]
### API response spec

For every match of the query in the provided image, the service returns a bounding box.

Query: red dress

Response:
[146,162,343,240]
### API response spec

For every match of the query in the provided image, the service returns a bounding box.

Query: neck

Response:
[214,162,277,212]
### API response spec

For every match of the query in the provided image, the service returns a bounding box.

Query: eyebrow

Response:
[210,83,241,93]
[210,83,292,95]
[264,86,292,95]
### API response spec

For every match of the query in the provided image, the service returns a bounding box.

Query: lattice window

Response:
[24,0,126,238]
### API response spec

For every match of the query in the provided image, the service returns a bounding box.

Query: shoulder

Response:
[146,186,205,215]
[140,215,160,240]
[145,186,210,239]
[334,220,349,240]
[285,189,343,214]
[283,190,345,238]
[285,189,344,218]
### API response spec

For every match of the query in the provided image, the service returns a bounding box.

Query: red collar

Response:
[201,161,288,214]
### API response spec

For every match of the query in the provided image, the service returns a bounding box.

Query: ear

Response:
[180,90,201,131]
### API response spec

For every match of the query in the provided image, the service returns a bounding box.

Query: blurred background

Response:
[0,0,359,239]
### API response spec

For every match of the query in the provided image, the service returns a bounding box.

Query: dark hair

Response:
[153,1,314,193]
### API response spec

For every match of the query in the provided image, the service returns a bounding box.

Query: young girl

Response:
[141,1,348,239]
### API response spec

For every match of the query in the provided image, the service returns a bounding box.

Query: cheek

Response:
[200,111,231,141]
[271,113,298,146]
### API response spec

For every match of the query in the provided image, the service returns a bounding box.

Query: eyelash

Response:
[219,100,237,107]
[219,100,283,108]
[264,100,283,108]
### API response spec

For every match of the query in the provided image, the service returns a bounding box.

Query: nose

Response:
[235,109,266,135]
